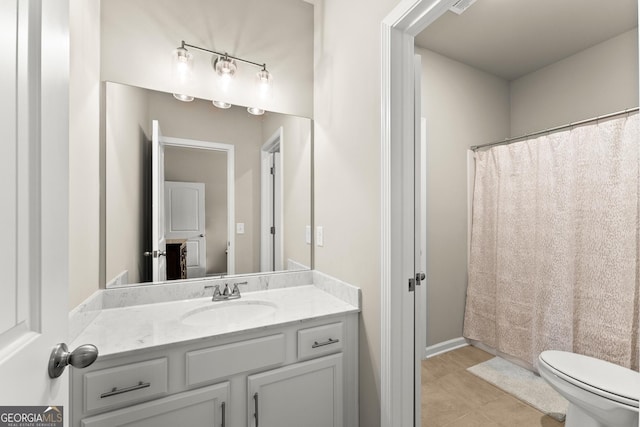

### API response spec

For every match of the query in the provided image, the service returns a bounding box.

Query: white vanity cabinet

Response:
[70,314,358,427]
[80,382,229,427]
[248,353,343,427]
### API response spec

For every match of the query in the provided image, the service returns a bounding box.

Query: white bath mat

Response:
[467,357,568,422]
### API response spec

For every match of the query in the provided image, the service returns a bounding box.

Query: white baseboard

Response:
[424,337,468,359]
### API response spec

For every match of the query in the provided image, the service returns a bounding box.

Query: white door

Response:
[151,120,167,282]
[0,0,71,415]
[165,181,206,278]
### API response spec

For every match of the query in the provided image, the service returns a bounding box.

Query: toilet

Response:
[538,350,639,427]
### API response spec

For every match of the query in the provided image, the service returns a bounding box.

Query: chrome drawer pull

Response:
[100,381,151,398]
[312,338,340,348]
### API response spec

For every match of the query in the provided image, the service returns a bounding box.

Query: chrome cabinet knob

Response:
[48,343,98,378]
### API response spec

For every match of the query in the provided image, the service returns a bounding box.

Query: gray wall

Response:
[420,28,639,349]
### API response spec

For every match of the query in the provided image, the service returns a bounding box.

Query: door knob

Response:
[48,343,98,378]
[143,250,166,258]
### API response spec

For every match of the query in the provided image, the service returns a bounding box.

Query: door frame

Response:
[161,135,236,275]
[260,127,284,271]
[380,0,457,425]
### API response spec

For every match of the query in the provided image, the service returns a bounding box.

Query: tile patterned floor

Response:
[422,346,565,427]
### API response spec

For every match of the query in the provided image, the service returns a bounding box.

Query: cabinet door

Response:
[81,382,230,427]
[248,353,343,427]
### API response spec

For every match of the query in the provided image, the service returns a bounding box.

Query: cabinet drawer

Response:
[186,334,285,386]
[84,358,168,412]
[297,322,343,360]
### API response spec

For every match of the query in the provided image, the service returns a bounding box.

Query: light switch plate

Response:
[316,226,324,247]
[236,223,245,234]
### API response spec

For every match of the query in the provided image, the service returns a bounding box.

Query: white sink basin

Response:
[181,300,278,326]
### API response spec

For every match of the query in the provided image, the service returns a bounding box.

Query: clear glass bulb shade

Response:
[247,107,265,116]
[213,56,237,77]
[173,47,193,82]
[173,93,194,102]
[256,68,272,98]
[212,100,232,109]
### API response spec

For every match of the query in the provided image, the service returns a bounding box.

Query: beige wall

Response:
[105,83,150,284]
[100,0,313,118]
[164,147,228,274]
[418,48,510,346]
[511,29,639,135]
[313,0,402,425]
[263,114,312,269]
[69,0,101,309]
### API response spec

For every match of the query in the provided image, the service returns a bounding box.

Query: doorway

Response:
[161,134,236,276]
[382,0,640,425]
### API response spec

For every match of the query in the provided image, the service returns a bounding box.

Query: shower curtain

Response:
[463,113,640,371]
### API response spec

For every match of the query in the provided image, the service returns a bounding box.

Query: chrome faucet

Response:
[205,281,248,301]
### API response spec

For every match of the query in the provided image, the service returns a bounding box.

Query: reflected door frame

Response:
[161,135,235,276]
[260,127,284,272]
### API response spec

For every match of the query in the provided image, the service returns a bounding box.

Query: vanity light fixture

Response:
[247,107,265,116]
[212,100,232,109]
[173,93,195,102]
[174,41,272,91]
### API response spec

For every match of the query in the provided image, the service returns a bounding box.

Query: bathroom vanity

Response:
[69,280,359,427]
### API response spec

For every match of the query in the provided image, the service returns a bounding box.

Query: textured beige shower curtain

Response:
[463,113,640,371]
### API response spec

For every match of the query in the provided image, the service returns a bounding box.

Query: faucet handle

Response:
[205,285,222,300]
[231,281,248,296]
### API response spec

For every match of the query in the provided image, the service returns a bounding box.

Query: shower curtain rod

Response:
[470,107,639,151]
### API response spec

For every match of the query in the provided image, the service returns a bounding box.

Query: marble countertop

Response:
[71,285,359,358]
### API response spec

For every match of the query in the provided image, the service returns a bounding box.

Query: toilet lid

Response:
[539,351,639,406]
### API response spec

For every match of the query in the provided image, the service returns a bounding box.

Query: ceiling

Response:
[415,0,638,80]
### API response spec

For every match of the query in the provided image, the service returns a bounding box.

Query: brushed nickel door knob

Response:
[48,343,98,378]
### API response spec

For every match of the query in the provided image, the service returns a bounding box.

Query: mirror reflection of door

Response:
[164,142,233,277]
[151,120,167,282]
[165,181,206,278]
[261,128,284,272]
